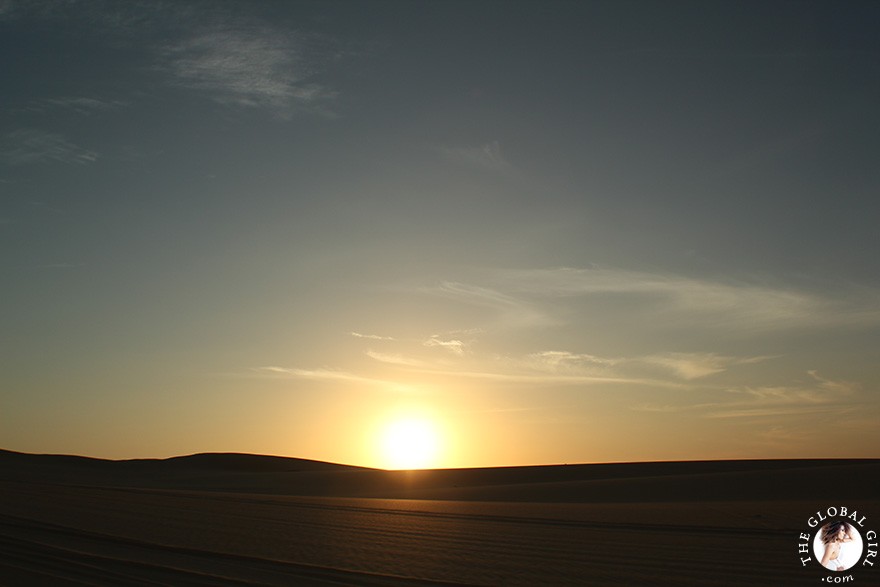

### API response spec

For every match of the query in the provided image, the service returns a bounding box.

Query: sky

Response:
[2,0,879,469]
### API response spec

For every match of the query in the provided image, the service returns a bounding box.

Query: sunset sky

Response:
[2,1,878,469]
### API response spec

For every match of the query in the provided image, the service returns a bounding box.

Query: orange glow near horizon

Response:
[372,406,448,470]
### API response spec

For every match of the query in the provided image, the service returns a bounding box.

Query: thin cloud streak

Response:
[424,281,554,329]
[161,25,336,117]
[525,351,622,373]
[365,351,425,367]
[254,366,411,391]
[416,267,851,338]
[412,367,689,389]
[702,406,857,419]
[342,329,773,391]
[642,353,773,380]
[511,350,771,381]
[491,267,880,332]
[438,141,512,172]
[40,96,127,114]
[351,332,395,341]
[424,336,466,356]
[1,129,98,166]
[632,371,862,419]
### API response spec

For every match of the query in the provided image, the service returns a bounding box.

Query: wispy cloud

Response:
[416,267,860,338]
[256,341,689,392]
[254,366,408,390]
[351,331,395,341]
[641,353,772,380]
[493,349,766,387]
[702,405,855,419]
[365,350,425,367]
[424,281,553,329]
[39,96,127,115]
[727,370,858,403]
[1,129,98,166]
[347,320,779,392]
[750,425,810,449]
[5,4,344,118]
[490,267,880,332]
[526,350,621,371]
[807,370,860,395]
[546,351,768,381]
[438,141,512,172]
[632,371,861,419]
[161,25,336,117]
[420,368,684,388]
[424,335,466,356]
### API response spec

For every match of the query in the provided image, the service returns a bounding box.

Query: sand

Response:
[1,450,878,585]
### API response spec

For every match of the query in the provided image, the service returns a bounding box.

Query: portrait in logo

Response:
[813,520,864,572]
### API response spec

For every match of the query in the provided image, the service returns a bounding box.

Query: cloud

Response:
[425,281,553,329]
[491,267,880,332]
[749,425,810,449]
[1,129,98,166]
[350,332,395,341]
[701,404,857,419]
[727,371,858,407]
[161,25,336,117]
[398,345,687,389]
[533,351,619,367]
[421,368,684,389]
[416,266,874,338]
[365,351,425,367]
[631,403,689,413]
[496,349,774,390]
[632,371,861,419]
[39,96,127,115]
[254,366,407,390]
[438,141,512,172]
[641,353,772,380]
[807,370,860,395]
[424,336,466,356]
[524,351,621,374]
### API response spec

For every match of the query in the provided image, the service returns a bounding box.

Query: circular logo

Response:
[796,505,878,583]
[812,520,864,572]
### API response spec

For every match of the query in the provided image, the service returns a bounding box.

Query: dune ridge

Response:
[2,449,877,502]
[2,449,879,585]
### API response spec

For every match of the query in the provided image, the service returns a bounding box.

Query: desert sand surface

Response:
[1,450,878,586]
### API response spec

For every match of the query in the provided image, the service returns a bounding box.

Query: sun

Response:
[380,417,440,470]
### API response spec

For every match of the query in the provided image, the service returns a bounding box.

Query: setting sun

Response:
[379,417,441,470]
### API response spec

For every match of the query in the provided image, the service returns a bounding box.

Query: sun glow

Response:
[379,416,441,470]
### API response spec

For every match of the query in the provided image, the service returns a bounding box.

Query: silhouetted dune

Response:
[144,452,367,473]
[0,449,360,472]
[2,449,879,585]
[2,449,877,502]
[0,449,366,490]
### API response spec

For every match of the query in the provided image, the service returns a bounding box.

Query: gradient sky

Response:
[2,0,879,468]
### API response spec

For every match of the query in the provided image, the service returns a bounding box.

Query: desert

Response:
[4,2,880,584]
[2,450,878,585]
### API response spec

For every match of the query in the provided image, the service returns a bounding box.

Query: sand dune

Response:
[1,450,878,585]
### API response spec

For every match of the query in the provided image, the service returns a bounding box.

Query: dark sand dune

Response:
[1,450,878,585]
[2,449,877,502]
[0,449,362,482]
